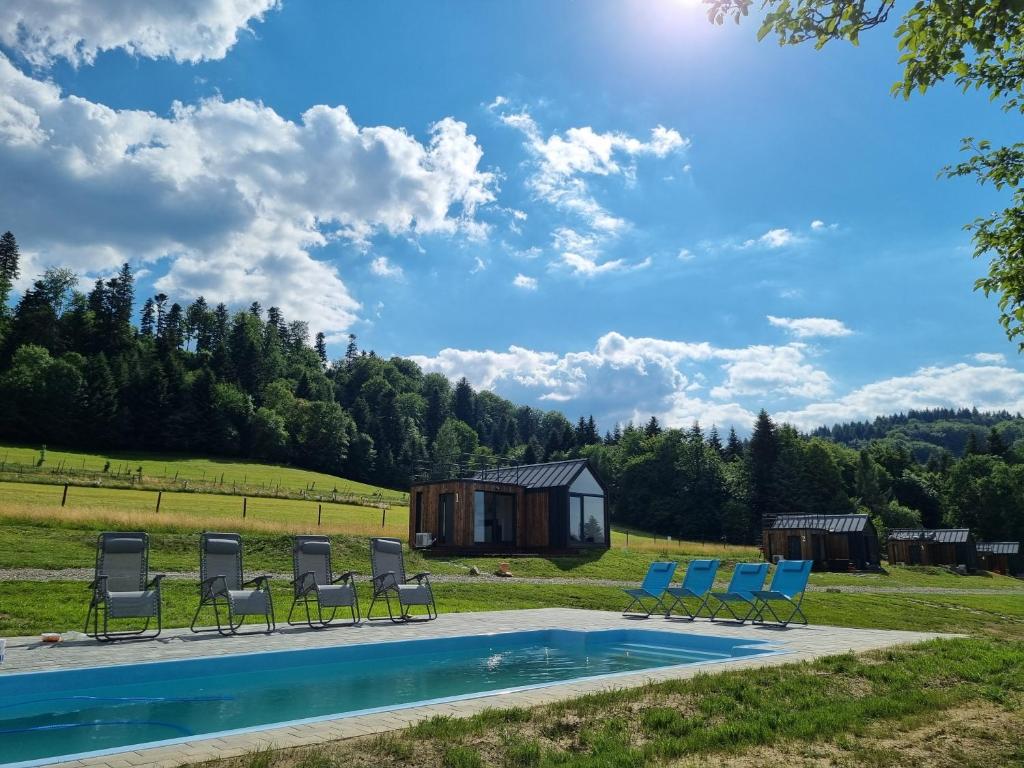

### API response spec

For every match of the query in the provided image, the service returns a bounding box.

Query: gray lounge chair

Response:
[190,532,275,635]
[288,535,360,627]
[85,532,164,641]
[368,537,437,622]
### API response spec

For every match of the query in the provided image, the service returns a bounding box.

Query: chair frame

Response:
[708,563,770,624]
[190,533,276,635]
[84,532,164,642]
[367,537,437,623]
[664,559,720,620]
[622,562,678,617]
[752,560,812,626]
[288,536,361,628]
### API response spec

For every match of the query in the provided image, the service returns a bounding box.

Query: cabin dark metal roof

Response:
[769,514,871,533]
[977,541,1020,554]
[887,528,972,543]
[471,459,595,490]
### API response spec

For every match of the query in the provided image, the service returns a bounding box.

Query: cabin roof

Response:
[470,459,598,490]
[769,514,871,533]
[887,528,972,543]
[977,541,1021,554]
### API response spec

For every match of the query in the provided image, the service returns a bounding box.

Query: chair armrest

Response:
[333,571,357,584]
[372,571,396,584]
[292,571,316,594]
[243,575,272,589]
[200,574,228,597]
[408,572,431,583]
[89,574,108,593]
[146,574,166,590]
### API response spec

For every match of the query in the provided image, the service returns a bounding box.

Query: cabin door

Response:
[786,535,802,561]
[909,544,923,565]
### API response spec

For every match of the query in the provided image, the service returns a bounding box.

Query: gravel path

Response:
[2,567,1022,595]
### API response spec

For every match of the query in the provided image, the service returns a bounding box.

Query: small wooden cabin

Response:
[763,514,880,571]
[976,541,1021,575]
[886,528,978,570]
[408,459,609,554]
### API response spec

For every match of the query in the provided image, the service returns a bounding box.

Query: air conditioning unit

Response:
[415,532,435,548]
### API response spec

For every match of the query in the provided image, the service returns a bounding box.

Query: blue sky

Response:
[3,0,1024,434]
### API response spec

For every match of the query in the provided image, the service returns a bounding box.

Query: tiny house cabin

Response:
[976,541,1021,575]
[408,459,609,554]
[763,514,880,571]
[886,528,978,570]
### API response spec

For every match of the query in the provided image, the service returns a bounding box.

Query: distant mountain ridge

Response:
[811,407,1024,460]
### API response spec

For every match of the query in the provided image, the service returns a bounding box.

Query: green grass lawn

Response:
[2,515,1021,598]
[0,442,407,501]
[3,579,1024,638]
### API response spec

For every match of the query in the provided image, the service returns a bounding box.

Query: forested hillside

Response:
[2,230,1023,547]
[812,408,1024,460]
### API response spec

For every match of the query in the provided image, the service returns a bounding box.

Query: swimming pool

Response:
[0,628,781,766]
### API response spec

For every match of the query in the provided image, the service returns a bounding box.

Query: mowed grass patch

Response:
[0,443,405,500]
[195,637,1024,768]
[3,579,1024,637]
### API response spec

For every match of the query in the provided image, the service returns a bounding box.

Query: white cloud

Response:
[512,273,538,290]
[776,362,1024,430]
[490,100,687,272]
[471,256,487,273]
[556,251,651,277]
[410,331,821,431]
[711,344,834,400]
[973,352,1007,364]
[0,54,496,333]
[412,333,1024,436]
[741,227,800,249]
[767,315,854,339]
[810,219,838,231]
[1,0,280,67]
[370,256,403,279]
[678,248,695,261]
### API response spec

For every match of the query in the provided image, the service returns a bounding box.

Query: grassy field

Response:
[3,578,1024,638]
[2,509,1023,592]
[0,443,408,502]
[2,507,1024,767]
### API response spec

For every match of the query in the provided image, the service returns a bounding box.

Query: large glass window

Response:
[474,491,516,545]
[568,493,605,546]
[438,493,455,544]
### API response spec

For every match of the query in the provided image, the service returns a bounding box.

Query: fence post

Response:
[625,531,629,548]
[156,491,162,513]
[318,504,322,527]
[243,497,247,519]
[381,505,386,529]
[61,484,69,507]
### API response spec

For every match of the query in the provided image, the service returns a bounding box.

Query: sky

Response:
[3,0,1024,435]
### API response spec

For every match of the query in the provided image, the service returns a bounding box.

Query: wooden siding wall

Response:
[886,540,976,567]
[409,481,526,548]
[523,491,549,547]
[763,529,880,570]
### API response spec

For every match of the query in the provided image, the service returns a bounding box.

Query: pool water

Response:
[0,629,779,766]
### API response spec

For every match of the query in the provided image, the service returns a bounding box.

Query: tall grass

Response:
[0,502,408,538]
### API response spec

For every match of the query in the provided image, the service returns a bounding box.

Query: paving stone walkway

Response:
[2,567,1022,595]
[0,607,947,768]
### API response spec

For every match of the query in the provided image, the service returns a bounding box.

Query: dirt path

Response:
[1,567,1022,595]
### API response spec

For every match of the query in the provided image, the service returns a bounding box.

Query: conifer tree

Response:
[644,416,662,437]
[707,425,723,455]
[987,427,1008,457]
[724,426,744,461]
[0,231,19,319]
[314,331,328,365]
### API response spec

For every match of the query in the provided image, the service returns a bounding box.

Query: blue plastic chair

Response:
[664,559,720,620]
[708,562,770,623]
[622,561,678,617]
[752,559,813,626]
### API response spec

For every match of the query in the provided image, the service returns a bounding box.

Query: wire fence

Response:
[0,459,408,510]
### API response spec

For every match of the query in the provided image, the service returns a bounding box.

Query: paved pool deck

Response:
[1,609,945,768]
